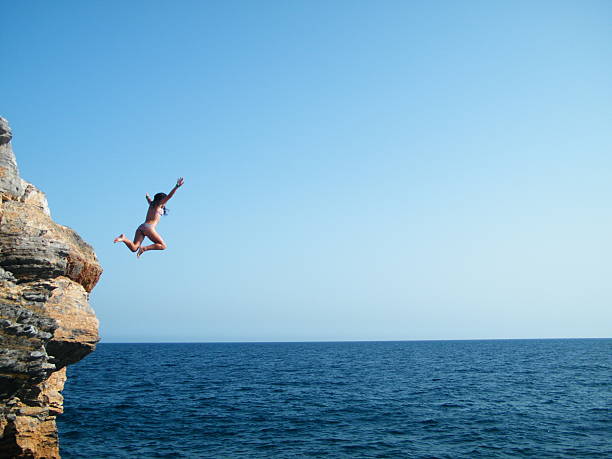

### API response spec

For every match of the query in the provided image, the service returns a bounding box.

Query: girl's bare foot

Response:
[114,234,125,243]
[137,246,146,258]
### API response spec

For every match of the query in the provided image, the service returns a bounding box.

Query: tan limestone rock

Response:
[0,117,101,458]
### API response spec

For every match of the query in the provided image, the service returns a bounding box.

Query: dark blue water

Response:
[58,339,611,458]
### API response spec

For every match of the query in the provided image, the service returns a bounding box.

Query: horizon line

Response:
[97,337,610,344]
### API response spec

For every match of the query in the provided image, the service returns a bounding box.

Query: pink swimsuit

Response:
[138,208,163,233]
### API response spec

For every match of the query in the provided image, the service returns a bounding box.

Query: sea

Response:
[57,339,611,458]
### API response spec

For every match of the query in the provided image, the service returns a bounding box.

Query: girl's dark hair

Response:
[152,192,169,215]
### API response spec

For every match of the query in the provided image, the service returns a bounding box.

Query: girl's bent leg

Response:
[114,229,144,252]
[137,228,167,257]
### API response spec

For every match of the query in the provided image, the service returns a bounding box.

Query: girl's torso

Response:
[144,204,164,225]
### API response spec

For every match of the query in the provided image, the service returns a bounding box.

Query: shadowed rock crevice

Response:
[0,117,101,458]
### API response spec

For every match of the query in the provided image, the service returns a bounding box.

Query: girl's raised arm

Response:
[160,177,184,205]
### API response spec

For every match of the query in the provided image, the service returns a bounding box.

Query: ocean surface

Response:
[58,339,611,458]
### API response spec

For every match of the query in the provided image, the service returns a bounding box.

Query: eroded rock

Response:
[0,118,101,458]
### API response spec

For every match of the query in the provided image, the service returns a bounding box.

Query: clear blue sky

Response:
[4,1,611,342]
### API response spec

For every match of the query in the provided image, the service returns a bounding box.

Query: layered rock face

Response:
[0,117,102,458]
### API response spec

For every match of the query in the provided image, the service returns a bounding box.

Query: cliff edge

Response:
[0,117,102,458]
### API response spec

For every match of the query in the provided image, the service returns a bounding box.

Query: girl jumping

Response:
[114,177,184,257]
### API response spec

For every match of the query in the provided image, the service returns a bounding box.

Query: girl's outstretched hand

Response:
[176,177,184,188]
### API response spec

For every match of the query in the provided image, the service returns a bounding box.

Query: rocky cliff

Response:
[0,117,102,458]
